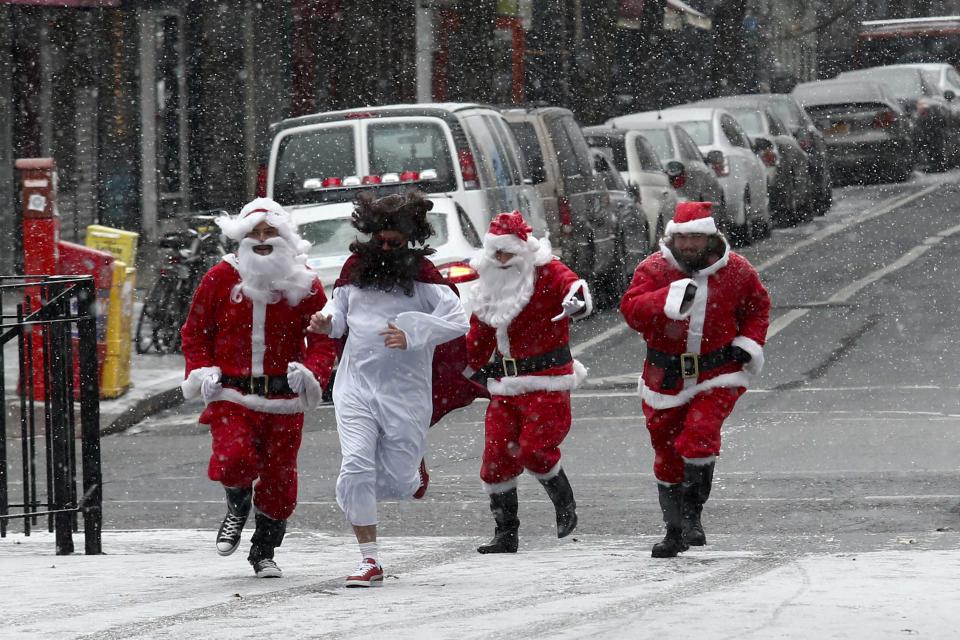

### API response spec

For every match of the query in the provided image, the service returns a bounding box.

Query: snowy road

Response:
[9,172,959,638]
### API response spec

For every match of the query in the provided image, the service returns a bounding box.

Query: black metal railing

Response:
[0,275,102,555]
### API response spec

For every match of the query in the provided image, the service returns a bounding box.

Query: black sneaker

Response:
[252,558,282,578]
[216,487,252,556]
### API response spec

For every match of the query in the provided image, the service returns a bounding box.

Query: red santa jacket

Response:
[620,242,770,409]
[180,260,337,416]
[467,259,591,397]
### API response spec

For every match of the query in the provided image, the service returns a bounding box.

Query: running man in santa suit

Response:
[620,201,770,558]
[180,197,337,578]
[308,192,469,588]
[466,211,592,554]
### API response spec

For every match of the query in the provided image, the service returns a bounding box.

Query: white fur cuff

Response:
[181,366,221,400]
[564,279,593,319]
[664,278,694,320]
[288,361,323,409]
[732,336,765,376]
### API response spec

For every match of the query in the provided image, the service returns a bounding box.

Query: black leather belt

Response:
[645,346,736,390]
[473,345,573,383]
[221,374,294,396]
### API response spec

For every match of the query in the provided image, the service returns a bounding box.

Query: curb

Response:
[102,386,185,436]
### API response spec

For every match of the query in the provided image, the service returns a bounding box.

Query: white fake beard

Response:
[472,252,536,328]
[235,237,314,305]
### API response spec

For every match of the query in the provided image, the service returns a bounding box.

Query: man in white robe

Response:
[309,192,469,588]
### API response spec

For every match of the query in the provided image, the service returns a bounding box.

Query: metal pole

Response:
[48,280,74,555]
[77,278,102,554]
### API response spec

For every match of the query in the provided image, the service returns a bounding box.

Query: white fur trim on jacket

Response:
[209,387,306,415]
[216,198,311,254]
[287,361,323,409]
[181,366,221,400]
[664,278,694,320]
[564,279,593,320]
[664,216,717,237]
[732,335,765,376]
[639,370,752,410]
[487,359,588,396]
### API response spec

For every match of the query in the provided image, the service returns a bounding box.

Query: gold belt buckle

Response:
[502,357,518,377]
[680,353,699,379]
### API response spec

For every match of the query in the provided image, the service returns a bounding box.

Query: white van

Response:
[265,103,547,238]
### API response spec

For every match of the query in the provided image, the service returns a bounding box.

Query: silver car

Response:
[609,107,770,246]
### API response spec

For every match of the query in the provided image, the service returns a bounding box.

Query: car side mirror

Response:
[593,155,608,174]
[705,150,725,166]
[945,89,956,101]
[627,182,641,200]
[751,137,773,153]
[665,160,685,178]
[529,165,546,185]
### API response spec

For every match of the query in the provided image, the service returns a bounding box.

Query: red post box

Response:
[16,158,114,399]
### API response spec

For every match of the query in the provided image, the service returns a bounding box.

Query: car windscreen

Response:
[272,121,457,207]
[367,122,456,185]
[765,99,807,130]
[299,212,448,259]
[633,128,675,161]
[273,126,357,206]
[676,120,713,145]
[583,136,628,172]
[728,110,764,135]
[509,121,546,182]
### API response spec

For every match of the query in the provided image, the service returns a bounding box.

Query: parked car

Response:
[792,79,914,184]
[290,192,482,315]
[582,126,679,248]
[265,103,547,241]
[699,101,812,225]
[587,148,650,302]
[705,94,833,216]
[601,120,725,226]
[836,66,960,171]
[608,107,770,246]
[502,106,617,284]
[894,62,960,98]
[689,97,815,225]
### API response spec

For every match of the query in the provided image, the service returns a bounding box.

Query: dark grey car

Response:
[793,80,914,184]
[503,107,615,284]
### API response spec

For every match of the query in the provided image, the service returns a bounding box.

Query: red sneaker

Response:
[345,558,384,588]
[413,458,429,499]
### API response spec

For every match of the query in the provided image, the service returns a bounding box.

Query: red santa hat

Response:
[663,201,718,238]
[483,211,542,255]
[216,197,311,254]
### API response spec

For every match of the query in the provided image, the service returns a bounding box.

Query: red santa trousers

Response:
[642,387,744,484]
[205,401,303,521]
[480,390,571,485]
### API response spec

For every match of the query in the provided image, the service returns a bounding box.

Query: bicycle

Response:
[135,211,231,355]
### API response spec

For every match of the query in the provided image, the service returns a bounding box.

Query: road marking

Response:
[569,181,946,357]
[768,219,960,338]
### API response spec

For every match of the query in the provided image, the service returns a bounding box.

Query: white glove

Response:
[551,297,587,322]
[200,370,222,404]
[288,362,322,409]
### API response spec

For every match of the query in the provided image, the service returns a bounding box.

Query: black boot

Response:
[216,486,252,556]
[248,513,286,578]
[651,483,689,558]
[477,488,520,554]
[539,468,578,538]
[681,461,715,547]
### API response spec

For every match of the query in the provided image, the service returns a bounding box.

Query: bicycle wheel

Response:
[135,276,179,354]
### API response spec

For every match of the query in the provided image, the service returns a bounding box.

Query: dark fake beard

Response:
[673,249,711,272]
[347,240,433,296]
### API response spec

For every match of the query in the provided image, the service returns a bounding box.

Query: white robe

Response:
[322,281,469,526]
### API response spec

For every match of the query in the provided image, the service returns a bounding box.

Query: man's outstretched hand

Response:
[380,322,408,349]
[308,312,332,335]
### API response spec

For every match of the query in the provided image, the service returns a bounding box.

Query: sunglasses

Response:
[374,235,406,249]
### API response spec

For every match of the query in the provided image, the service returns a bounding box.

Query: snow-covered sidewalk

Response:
[3,529,958,639]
